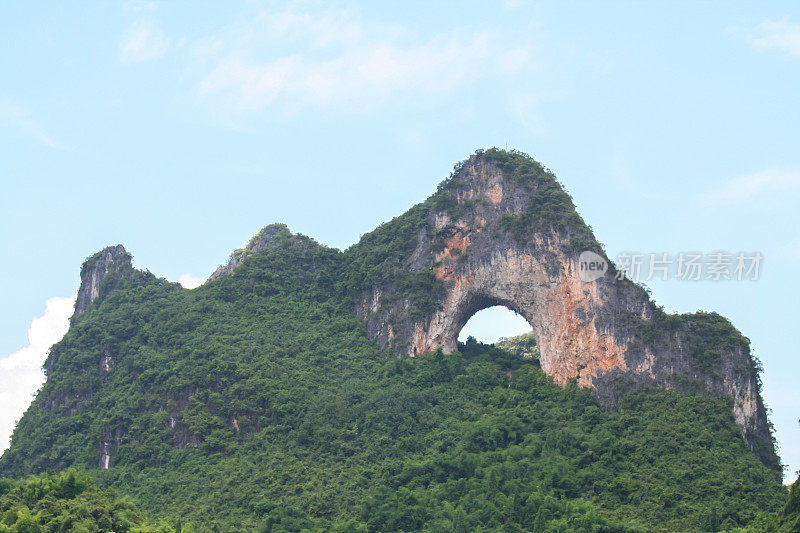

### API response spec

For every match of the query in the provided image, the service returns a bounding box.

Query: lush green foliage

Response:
[727,478,799,532]
[0,236,786,531]
[773,479,800,532]
[341,201,446,322]
[495,332,540,360]
[0,469,171,532]
[0,149,787,530]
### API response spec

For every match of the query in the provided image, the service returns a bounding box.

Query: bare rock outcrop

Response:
[72,245,137,320]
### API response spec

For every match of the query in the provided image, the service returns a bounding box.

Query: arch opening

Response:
[457,305,533,346]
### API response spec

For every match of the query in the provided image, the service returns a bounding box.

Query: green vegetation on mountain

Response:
[0,149,789,531]
[478,149,600,254]
[341,200,446,321]
[774,479,800,532]
[0,469,170,532]
[0,231,786,531]
[729,478,800,533]
[495,331,540,360]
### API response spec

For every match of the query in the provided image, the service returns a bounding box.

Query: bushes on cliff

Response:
[776,479,800,532]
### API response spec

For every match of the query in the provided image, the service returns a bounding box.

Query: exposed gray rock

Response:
[72,245,135,320]
[99,344,115,377]
[98,427,123,470]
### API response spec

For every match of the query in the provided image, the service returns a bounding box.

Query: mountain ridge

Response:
[41,148,779,471]
[0,148,785,530]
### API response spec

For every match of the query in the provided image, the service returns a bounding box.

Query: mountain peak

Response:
[72,245,135,320]
[347,148,777,469]
[208,223,319,281]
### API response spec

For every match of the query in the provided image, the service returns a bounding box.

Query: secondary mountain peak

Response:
[208,223,322,282]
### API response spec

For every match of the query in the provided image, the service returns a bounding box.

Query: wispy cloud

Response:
[0,100,59,148]
[0,296,75,452]
[705,169,800,203]
[745,19,800,57]
[178,273,206,289]
[194,6,531,114]
[120,19,168,64]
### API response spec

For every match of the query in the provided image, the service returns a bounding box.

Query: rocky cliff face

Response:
[352,149,777,469]
[72,245,137,320]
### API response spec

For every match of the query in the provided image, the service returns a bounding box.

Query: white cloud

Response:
[194,6,531,113]
[0,100,59,148]
[746,19,800,57]
[178,273,206,289]
[120,19,168,64]
[706,169,800,203]
[0,295,75,453]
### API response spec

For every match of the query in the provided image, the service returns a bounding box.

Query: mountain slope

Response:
[0,149,786,531]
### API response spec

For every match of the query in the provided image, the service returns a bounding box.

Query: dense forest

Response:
[0,234,790,531]
[0,150,792,531]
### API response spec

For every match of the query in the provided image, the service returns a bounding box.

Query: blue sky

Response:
[1,1,798,481]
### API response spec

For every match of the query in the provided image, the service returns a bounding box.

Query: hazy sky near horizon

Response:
[1,1,799,481]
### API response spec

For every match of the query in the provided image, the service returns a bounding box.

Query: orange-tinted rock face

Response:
[538,265,628,387]
[434,231,472,276]
[416,167,629,385]
[357,150,776,469]
[417,246,628,386]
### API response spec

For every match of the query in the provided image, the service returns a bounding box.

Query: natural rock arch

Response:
[455,302,532,345]
[357,150,637,387]
[404,248,627,387]
[422,295,527,355]
[353,149,777,469]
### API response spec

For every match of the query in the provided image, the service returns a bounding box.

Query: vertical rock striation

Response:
[72,245,137,320]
